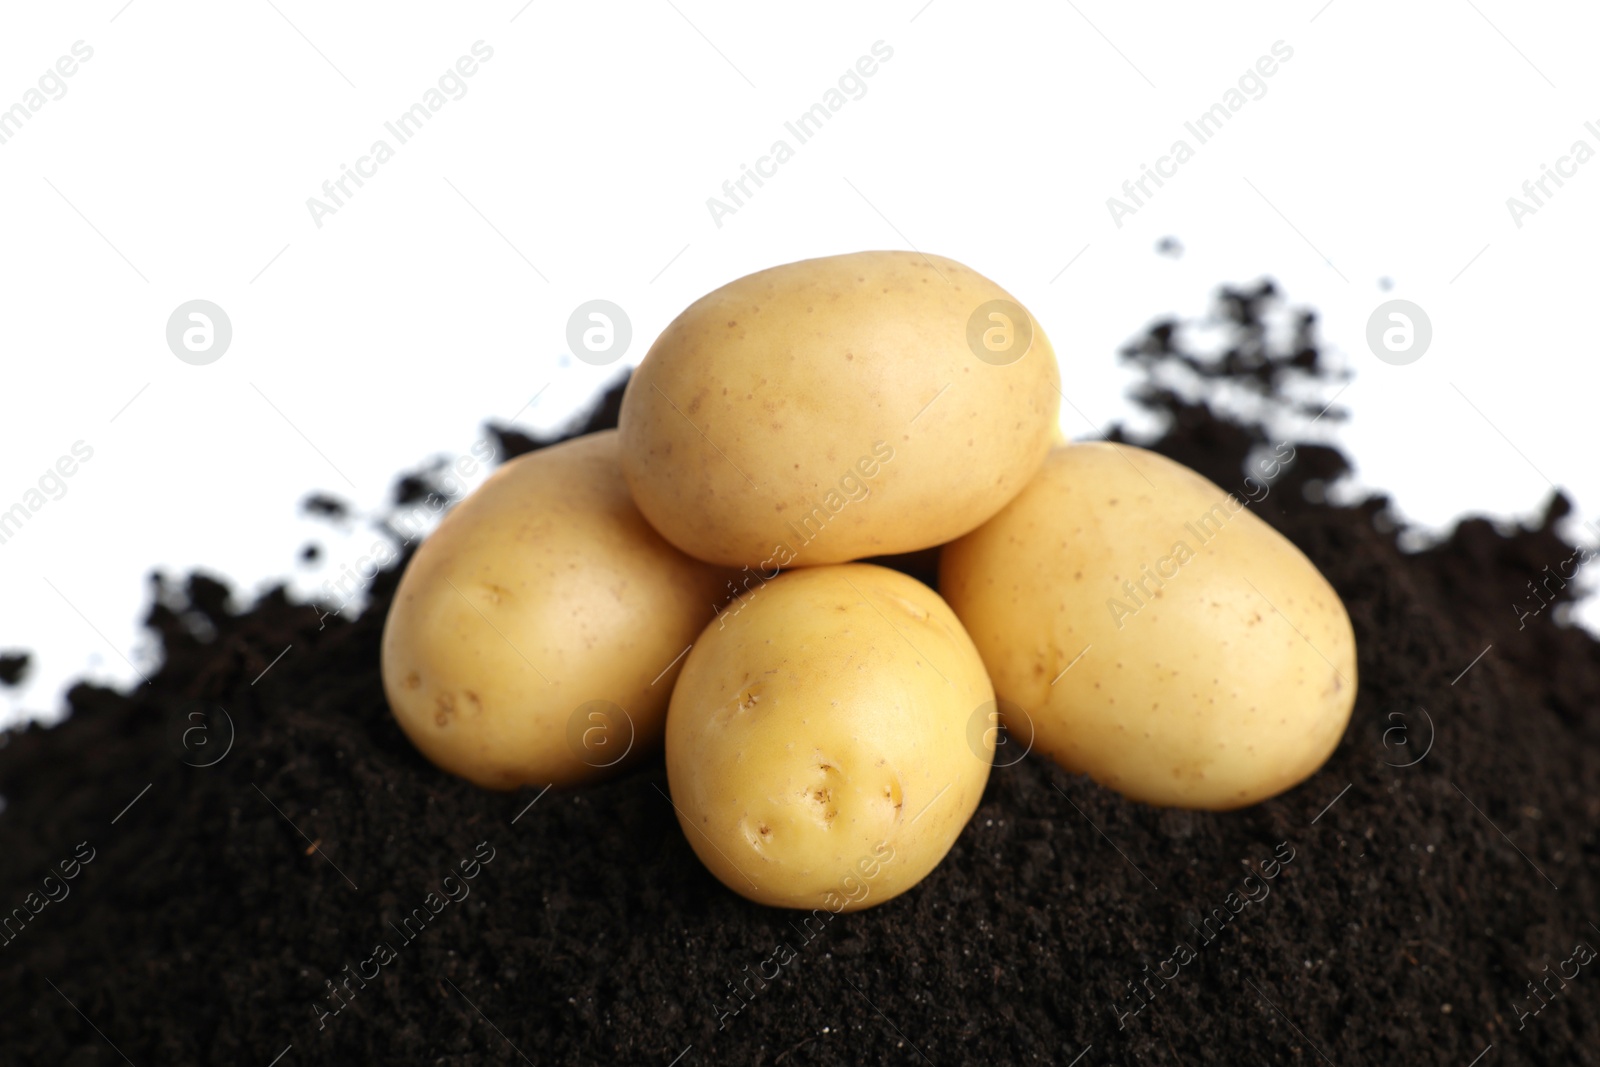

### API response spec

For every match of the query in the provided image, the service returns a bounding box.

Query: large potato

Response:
[619,250,1060,568]
[940,443,1357,810]
[381,431,729,790]
[666,563,993,911]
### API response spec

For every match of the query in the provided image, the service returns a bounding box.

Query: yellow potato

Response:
[940,443,1357,810]
[381,431,729,790]
[665,563,994,911]
[618,250,1060,568]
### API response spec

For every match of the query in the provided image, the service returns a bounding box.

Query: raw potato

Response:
[666,564,994,911]
[618,250,1061,568]
[940,443,1357,810]
[381,431,729,790]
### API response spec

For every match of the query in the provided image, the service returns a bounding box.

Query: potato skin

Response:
[618,250,1060,568]
[381,431,730,790]
[940,443,1358,810]
[666,564,994,911]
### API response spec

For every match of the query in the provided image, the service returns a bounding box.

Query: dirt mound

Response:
[1,282,1594,1065]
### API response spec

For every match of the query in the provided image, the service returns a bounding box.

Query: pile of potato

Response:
[381,251,1358,913]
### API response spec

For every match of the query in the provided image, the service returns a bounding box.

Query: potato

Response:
[381,431,729,790]
[665,563,994,911]
[940,443,1357,810]
[618,250,1060,568]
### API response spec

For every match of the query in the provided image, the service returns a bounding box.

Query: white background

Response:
[2,0,1596,728]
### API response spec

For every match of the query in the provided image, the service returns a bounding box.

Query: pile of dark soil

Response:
[2,283,1596,1066]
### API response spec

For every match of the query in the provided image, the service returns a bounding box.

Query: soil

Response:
[0,653,28,687]
[2,282,1596,1066]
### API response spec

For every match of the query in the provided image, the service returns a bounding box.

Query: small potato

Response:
[666,564,993,911]
[940,443,1357,810]
[381,431,729,790]
[618,250,1060,568]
